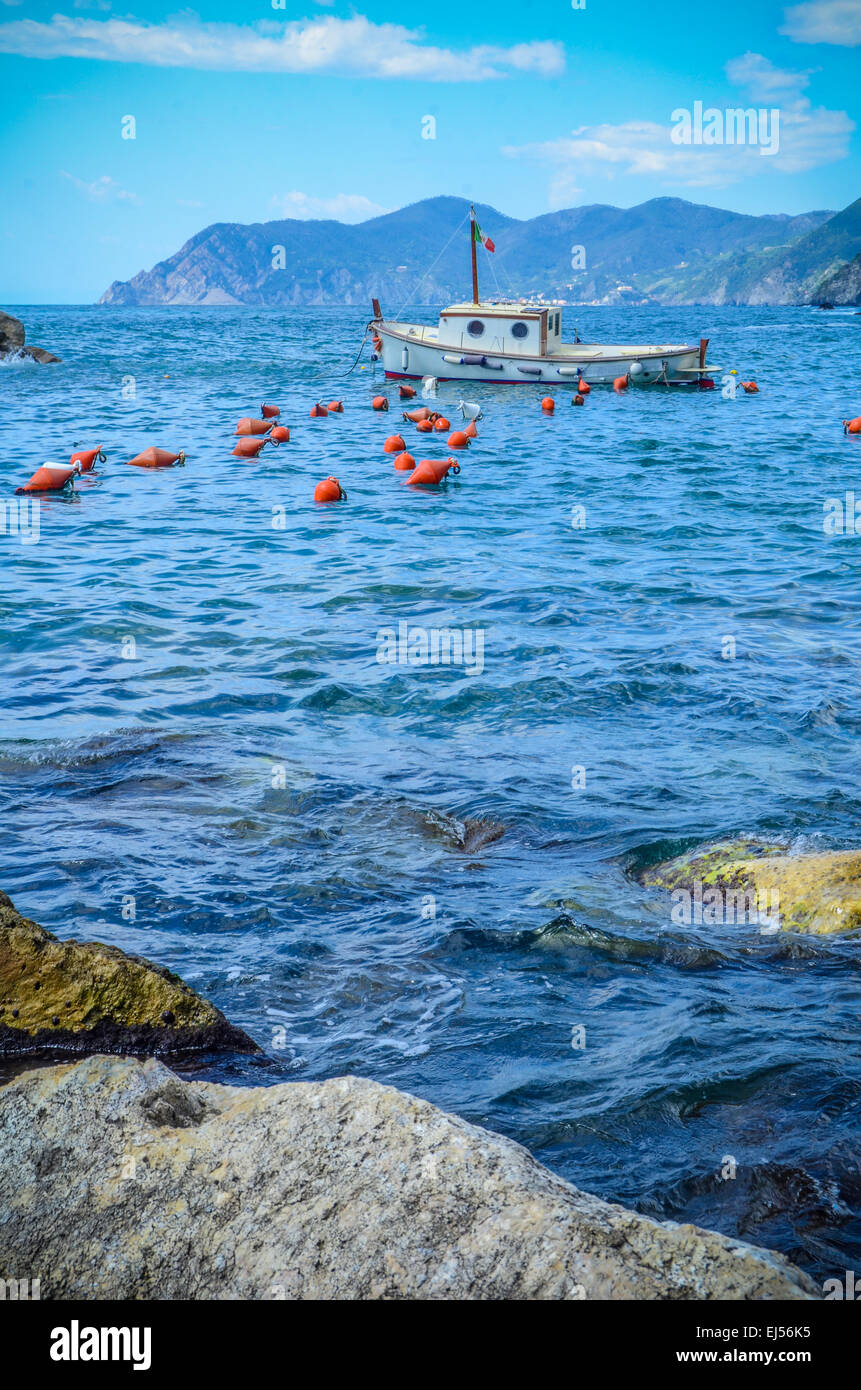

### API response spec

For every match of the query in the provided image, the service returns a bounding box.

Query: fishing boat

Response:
[369,207,719,387]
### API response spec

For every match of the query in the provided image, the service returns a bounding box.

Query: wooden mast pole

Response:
[470,205,479,305]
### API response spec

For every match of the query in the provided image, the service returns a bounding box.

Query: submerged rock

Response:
[0,1054,816,1300]
[0,898,258,1057]
[0,309,61,363]
[642,839,861,934]
[421,808,505,853]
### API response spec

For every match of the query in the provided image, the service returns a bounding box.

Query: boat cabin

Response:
[437,302,563,357]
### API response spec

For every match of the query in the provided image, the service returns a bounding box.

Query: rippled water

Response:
[2,304,860,1282]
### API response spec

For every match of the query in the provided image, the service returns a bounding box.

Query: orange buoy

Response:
[433,417,451,432]
[541,397,555,413]
[399,384,416,399]
[843,417,861,435]
[383,434,406,453]
[741,381,759,394]
[232,437,272,458]
[70,445,105,472]
[270,425,290,443]
[572,394,585,407]
[577,379,591,395]
[464,420,478,439]
[393,451,415,471]
[372,396,389,412]
[236,417,272,436]
[327,400,344,413]
[416,419,433,433]
[309,403,329,418]
[127,447,185,468]
[372,334,383,353]
[447,430,470,449]
[314,476,347,502]
[406,457,460,486]
[260,403,280,419]
[613,375,628,392]
[403,407,433,422]
[16,462,81,493]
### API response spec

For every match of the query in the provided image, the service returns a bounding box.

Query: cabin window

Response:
[511,322,528,339]
[467,319,485,337]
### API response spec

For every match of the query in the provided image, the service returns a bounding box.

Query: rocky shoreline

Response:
[0,885,834,1299]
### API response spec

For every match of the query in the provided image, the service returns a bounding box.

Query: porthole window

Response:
[511,322,528,339]
[467,319,485,337]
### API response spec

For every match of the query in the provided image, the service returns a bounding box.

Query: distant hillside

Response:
[99,194,855,309]
[811,249,861,306]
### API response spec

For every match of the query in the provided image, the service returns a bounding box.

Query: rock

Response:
[422,808,505,853]
[0,1054,816,1300]
[641,838,861,934]
[20,345,61,364]
[0,311,25,352]
[0,898,258,1057]
[0,309,61,363]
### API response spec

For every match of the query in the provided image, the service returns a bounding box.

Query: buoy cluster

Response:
[14,441,186,493]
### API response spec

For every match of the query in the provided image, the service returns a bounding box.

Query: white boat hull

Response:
[377,324,711,386]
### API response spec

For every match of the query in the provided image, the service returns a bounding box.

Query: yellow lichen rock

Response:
[642,839,861,935]
[0,896,258,1056]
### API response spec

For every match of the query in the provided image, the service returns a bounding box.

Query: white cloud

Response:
[270,192,390,222]
[504,52,852,202]
[61,171,140,203]
[0,13,565,80]
[781,0,861,45]
[724,51,814,99]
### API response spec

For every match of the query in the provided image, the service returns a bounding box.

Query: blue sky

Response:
[0,0,859,301]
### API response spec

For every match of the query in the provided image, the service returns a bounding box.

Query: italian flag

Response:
[473,219,495,254]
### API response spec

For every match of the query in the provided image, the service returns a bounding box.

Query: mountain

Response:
[99,195,855,309]
[814,251,861,306]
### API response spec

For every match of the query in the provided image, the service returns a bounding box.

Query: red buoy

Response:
[740,381,759,394]
[541,397,555,412]
[433,416,451,432]
[416,419,433,433]
[309,403,328,418]
[383,434,406,453]
[577,379,590,395]
[406,457,460,486]
[399,384,416,399]
[270,425,290,442]
[232,437,272,458]
[844,417,861,435]
[403,407,434,422]
[261,403,281,419]
[328,400,344,413]
[372,396,389,412]
[447,430,470,449]
[127,447,185,468]
[16,462,81,493]
[613,375,628,392]
[393,451,415,471]
[314,476,347,502]
[572,394,585,407]
[70,446,105,472]
[464,421,478,439]
[236,418,272,436]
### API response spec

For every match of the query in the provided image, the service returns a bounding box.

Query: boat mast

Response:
[470,205,479,305]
